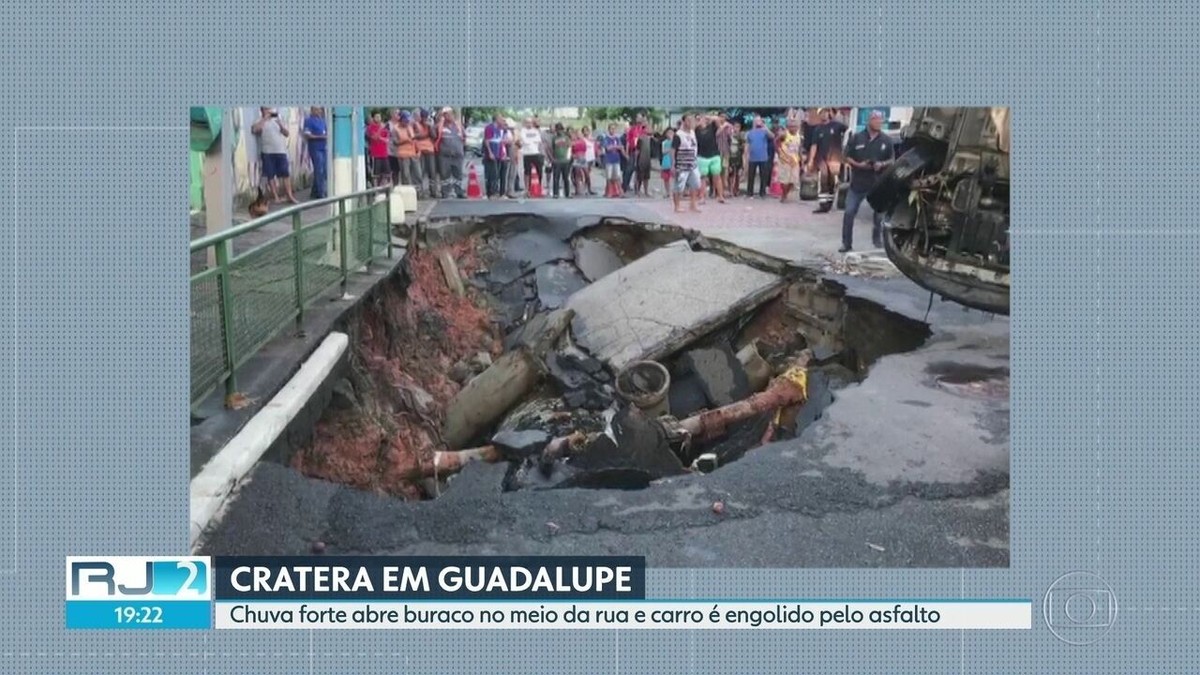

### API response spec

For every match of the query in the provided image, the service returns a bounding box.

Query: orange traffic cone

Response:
[529,166,543,198]
[769,165,782,197]
[466,163,482,199]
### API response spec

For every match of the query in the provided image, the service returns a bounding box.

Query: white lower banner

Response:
[215,600,1031,630]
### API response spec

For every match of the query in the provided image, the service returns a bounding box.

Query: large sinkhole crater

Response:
[288,215,931,499]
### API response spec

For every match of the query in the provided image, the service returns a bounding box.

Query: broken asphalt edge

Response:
[189,332,349,552]
[421,209,818,285]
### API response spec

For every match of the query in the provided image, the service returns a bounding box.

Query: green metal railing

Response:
[190,186,394,407]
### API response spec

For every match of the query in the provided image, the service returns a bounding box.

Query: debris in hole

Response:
[296,219,934,501]
[490,429,551,460]
[668,366,810,443]
[503,308,574,357]
[567,242,785,372]
[615,361,671,417]
[293,237,498,500]
[736,340,772,392]
[571,236,625,282]
[677,345,752,408]
[712,500,726,515]
[558,406,684,490]
[546,349,614,412]
[692,453,719,473]
[443,348,542,449]
[500,228,574,270]
[437,250,465,296]
[535,262,588,310]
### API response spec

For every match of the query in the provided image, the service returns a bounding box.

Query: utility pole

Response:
[202,108,234,268]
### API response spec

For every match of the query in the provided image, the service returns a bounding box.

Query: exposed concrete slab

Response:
[567,242,785,371]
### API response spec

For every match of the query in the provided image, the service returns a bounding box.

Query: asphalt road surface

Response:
[197,201,1009,567]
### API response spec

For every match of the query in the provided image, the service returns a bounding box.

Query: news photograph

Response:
[189,105,1010,568]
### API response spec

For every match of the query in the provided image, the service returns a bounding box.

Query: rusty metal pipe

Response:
[418,431,588,480]
[677,368,808,442]
[423,445,504,479]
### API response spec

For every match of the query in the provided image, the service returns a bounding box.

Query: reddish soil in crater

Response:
[292,238,501,499]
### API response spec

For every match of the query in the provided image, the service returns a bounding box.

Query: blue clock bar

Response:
[66,601,213,630]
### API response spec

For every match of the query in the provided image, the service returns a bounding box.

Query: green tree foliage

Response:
[582,107,667,125]
[461,107,511,125]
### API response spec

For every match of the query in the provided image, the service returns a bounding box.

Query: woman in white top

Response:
[519,118,544,192]
[581,127,597,195]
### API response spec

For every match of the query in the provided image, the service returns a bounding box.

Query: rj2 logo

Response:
[66,557,211,601]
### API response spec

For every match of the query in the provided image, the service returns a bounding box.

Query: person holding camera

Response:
[840,110,895,253]
[252,107,298,204]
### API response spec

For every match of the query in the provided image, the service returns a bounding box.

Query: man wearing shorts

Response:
[715,113,732,197]
[694,113,724,204]
[671,114,701,213]
[603,124,625,197]
[660,128,674,197]
[806,108,848,213]
[252,107,298,204]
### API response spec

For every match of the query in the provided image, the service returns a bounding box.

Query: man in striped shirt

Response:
[670,113,702,213]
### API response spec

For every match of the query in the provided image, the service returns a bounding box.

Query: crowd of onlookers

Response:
[366,107,469,199]
[356,105,898,251]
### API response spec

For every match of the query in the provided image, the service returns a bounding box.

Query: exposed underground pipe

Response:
[421,432,590,481]
[425,444,504,479]
[674,366,809,442]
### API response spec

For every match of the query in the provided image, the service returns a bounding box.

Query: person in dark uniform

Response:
[840,110,895,252]
[805,108,848,213]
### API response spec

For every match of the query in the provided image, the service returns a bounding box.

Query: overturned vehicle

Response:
[868,107,1010,315]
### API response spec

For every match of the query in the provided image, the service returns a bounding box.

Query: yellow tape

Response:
[780,367,808,399]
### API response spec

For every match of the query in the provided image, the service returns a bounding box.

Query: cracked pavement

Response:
[197,200,1009,567]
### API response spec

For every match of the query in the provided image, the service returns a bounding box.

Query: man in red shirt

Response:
[366,111,390,187]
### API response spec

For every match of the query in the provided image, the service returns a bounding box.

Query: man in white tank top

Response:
[520,118,544,192]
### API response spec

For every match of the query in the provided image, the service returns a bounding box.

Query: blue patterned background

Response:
[0,0,1197,672]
